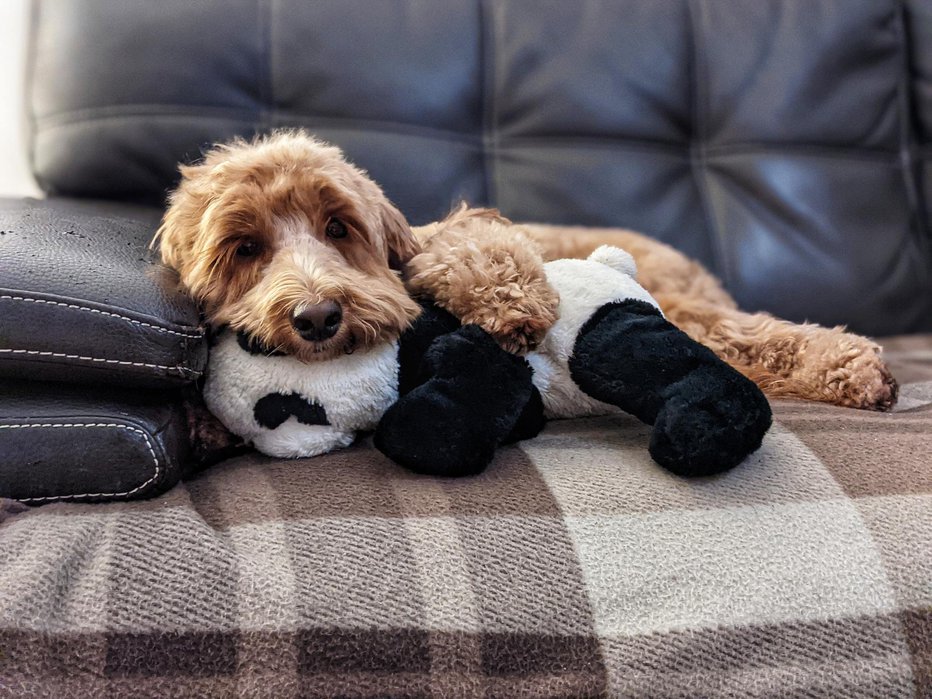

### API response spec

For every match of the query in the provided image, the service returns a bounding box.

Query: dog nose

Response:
[292,301,343,341]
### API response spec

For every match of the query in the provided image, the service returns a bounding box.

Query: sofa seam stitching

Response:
[0,348,201,377]
[686,0,732,287]
[894,0,931,244]
[481,0,499,208]
[29,106,912,159]
[258,0,273,131]
[0,422,160,502]
[0,295,203,338]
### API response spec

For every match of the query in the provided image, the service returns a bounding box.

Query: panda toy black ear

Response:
[568,299,772,477]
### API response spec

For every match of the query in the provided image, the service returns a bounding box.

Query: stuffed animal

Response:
[204,247,772,477]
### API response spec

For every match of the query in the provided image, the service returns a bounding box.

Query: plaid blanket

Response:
[1,336,930,698]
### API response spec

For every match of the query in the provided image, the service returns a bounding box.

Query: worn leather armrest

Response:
[0,379,191,504]
[0,197,206,388]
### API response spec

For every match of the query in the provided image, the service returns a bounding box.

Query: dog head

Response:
[155,131,422,361]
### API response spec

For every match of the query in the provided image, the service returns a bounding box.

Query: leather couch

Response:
[3,4,932,697]
[2,0,931,496]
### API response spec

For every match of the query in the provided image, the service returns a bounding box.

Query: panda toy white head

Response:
[203,331,400,459]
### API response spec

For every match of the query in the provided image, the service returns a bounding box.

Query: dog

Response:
[157,130,896,424]
[154,131,560,461]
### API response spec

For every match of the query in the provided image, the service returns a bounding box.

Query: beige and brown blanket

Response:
[1,336,930,698]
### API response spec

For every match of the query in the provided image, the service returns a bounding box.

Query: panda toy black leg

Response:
[568,300,773,477]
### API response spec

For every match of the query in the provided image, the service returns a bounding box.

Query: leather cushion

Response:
[0,198,206,388]
[0,379,190,503]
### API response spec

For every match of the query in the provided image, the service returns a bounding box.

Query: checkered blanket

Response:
[2,337,930,698]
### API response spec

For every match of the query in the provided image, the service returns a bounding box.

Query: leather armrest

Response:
[0,197,206,388]
[0,379,190,503]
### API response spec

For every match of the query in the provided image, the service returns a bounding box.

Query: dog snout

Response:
[292,301,343,341]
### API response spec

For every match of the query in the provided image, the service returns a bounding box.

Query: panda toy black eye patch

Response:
[253,393,330,430]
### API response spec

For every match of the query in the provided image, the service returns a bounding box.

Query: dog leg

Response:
[655,293,898,411]
[408,210,559,354]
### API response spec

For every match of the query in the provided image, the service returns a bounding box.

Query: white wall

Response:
[0,0,40,198]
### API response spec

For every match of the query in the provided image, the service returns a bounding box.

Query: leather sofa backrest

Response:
[25,0,932,334]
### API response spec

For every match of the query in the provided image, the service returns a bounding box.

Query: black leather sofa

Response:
[1,3,931,695]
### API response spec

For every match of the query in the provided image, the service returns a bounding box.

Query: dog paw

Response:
[405,216,559,355]
[459,289,558,354]
[827,344,898,411]
[798,332,899,411]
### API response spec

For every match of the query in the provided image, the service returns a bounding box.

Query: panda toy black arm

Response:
[375,315,541,476]
[567,298,772,475]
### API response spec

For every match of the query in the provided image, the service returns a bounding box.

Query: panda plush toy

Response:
[204,246,772,478]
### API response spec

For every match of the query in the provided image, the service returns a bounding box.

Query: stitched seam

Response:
[686,0,732,287]
[703,144,900,163]
[0,422,160,502]
[0,295,203,338]
[34,103,258,128]
[894,0,931,244]
[0,348,201,377]
[477,0,491,205]
[500,136,903,161]
[32,107,482,146]
[488,0,501,209]
[31,102,920,157]
[258,0,272,131]
[478,0,501,208]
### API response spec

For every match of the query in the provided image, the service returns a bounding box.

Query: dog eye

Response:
[236,240,262,257]
[325,218,348,240]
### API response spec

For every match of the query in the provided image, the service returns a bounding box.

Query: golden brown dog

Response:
[156,132,426,362]
[409,206,898,411]
[158,130,896,414]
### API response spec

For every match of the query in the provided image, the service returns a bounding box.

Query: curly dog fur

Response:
[407,205,558,354]
[155,131,422,363]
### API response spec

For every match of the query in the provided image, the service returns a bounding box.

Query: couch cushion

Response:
[1,336,929,696]
[0,378,191,503]
[24,0,932,335]
[0,198,206,387]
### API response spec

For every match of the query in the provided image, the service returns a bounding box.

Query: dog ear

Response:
[151,163,211,276]
[380,200,421,271]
